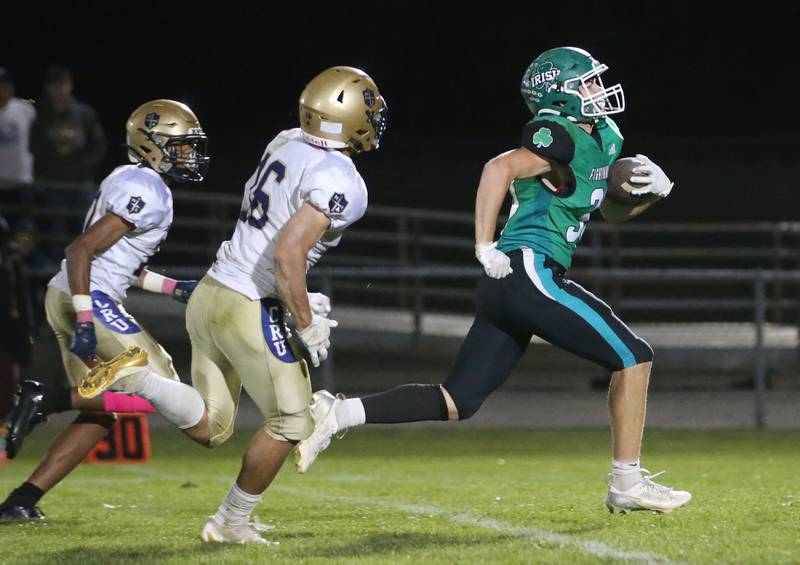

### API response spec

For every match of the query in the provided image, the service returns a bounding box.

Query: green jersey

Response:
[498,114,623,268]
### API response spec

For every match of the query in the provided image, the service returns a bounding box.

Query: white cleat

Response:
[200,515,276,545]
[295,390,340,474]
[605,470,692,514]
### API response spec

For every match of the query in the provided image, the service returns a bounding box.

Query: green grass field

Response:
[2,426,799,564]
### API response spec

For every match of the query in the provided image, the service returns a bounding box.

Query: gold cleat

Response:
[78,346,149,399]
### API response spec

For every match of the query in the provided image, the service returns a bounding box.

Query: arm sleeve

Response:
[299,164,367,231]
[104,178,166,232]
[520,120,575,165]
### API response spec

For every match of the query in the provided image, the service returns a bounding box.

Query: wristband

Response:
[141,271,177,295]
[72,294,93,322]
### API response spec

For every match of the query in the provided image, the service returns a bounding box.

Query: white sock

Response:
[134,369,205,430]
[214,481,262,527]
[611,459,642,491]
[335,398,366,431]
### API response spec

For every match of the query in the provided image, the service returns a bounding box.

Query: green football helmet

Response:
[520,47,624,122]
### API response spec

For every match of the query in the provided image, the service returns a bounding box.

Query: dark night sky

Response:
[4,5,797,219]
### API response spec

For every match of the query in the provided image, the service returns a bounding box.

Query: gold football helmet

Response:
[126,99,209,182]
[299,66,387,153]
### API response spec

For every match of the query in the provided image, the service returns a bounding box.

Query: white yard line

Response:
[277,485,676,564]
[110,467,676,564]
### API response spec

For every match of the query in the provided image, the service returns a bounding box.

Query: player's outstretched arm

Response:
[64,213,133,359]
[474,149,551,278]
[474,148,551,243]
[274,203,337,367]
[65,213,133,296]
[274,203,330,326]
[133,268,199,304]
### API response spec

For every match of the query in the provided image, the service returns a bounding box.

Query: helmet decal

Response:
[144,112,160,129]
[363,88,376,108]
[521,47,624,122]
[529,61,560,91]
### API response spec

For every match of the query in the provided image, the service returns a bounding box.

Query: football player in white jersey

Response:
[74,66,387,543]
[1,100,211,522]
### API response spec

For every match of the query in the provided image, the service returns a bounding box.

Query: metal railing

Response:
[4,181,799,427]
[5,180,800,324]
[306,266,800,429]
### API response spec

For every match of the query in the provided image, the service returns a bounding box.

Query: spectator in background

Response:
[29,67,107,257]
[0,68,36,218]
[0,212,32,423]
[0,68,35,184]
[30,67,106,185]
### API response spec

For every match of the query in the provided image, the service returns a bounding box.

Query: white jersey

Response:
[208,128,367,300]
[0,98,36,183]
[49,165,173,303]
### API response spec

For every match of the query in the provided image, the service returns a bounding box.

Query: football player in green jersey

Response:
[297,47,691,514]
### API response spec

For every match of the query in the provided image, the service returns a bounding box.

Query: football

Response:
[606,156,650,205]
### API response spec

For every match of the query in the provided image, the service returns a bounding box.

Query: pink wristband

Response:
[72,294,93,322]
[161,278,177,295]
[76,309,93,323]
[141,270,177,295]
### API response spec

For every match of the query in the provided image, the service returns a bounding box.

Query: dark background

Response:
[3,5,797,220]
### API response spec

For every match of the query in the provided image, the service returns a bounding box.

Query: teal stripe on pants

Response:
[534,254,636,368]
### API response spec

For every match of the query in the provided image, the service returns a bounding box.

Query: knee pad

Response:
[74,412,116,429]
[264,407,314,443]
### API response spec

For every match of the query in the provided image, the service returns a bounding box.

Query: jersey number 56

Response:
[239,153,286,229]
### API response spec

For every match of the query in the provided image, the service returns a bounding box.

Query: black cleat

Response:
[4,381,48,459]
[0,501,45,522]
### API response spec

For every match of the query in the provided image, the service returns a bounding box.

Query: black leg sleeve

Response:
[362,384,448,424]
[40,384,73,416]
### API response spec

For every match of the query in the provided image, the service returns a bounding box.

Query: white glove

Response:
[298,314,338,368]
[475,241,513,279]
[628,154,674,198]
[307,292,331,318]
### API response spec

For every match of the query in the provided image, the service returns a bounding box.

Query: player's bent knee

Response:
[618,340,654,371]
[264,408,314,443]
[206,413,235,449]
[443,384,485,421]
[635,340,654,364]
[452,397,483,421]
[206,427,234,449]
[74,412,116,429]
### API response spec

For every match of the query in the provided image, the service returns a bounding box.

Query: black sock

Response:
[362,384,448,423]
[39,385,72,416]
[3,482,44,508]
